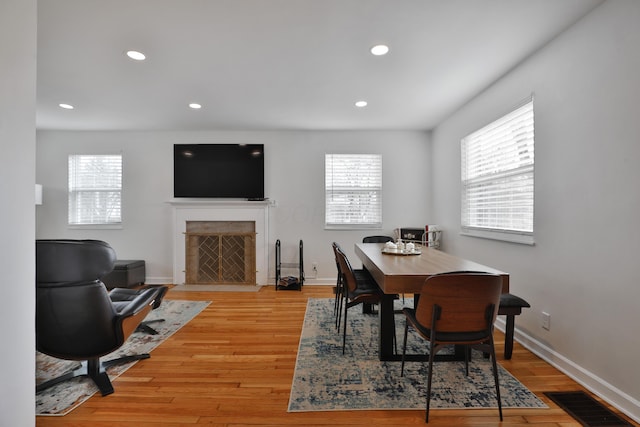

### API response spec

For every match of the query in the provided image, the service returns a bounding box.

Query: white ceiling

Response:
[36,0,603,131]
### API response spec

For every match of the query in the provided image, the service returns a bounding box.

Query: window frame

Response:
[68,153,123,228]
[324,153,383,230]
[460,98,535,245]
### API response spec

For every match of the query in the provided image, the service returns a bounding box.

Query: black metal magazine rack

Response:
[275,239,304,290]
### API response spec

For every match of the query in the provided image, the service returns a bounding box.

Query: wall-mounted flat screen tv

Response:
[173,144,264,199]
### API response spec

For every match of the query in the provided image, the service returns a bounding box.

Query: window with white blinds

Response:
[325,154,382,229]
[68,154,122,225]
[461,98,534,244]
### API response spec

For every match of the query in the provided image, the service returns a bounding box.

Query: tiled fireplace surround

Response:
[170,200,270,286]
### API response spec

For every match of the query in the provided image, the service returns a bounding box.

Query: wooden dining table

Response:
[354,242,510,361]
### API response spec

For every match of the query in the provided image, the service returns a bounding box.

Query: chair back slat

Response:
[415,272,502,334]
[331,242,341,269]
[331,241,344,284]
[334,246,359,294]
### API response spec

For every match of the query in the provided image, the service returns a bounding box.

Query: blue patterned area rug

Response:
[288,298,547,412]
[36,299,210,416]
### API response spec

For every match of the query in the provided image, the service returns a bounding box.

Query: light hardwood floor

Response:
[36,285,636,426]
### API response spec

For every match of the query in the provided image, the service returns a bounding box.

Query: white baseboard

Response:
[299,277,334,285]
[495,318,640,423]
[144,276,173,285]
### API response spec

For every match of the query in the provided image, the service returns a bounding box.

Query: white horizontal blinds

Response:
[325,154,382,228]
[68,154,122,225]
[461,99,534,234]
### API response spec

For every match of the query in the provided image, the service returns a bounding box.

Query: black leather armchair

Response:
[36,239,160,396]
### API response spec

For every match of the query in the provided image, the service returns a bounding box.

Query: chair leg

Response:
[335,277,345,330]
[36,362,84,394]
[136,318,165,335]
[337,288,345,331]
[86,358,114,396]
[488,338,503,421]
[400,322,409,376]
[36,353,151,397]
[336,282,344,330]
[36,360,115,396]
[333,274,341,315]
[425,343,437,423]
[464,345,469,376]
[342,302,349,354]
[392,314,398,355]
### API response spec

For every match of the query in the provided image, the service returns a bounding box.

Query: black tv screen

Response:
[173,144,264,199]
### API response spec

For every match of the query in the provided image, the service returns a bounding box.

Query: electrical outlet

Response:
[541,312,551,330]
[311,262,318,278]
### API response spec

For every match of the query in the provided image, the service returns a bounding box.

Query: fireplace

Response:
[170,201,270,286]
[185,221,256,285]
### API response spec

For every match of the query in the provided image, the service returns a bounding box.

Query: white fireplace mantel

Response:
[169,200,270,286]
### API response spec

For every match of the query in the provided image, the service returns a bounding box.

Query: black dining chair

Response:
[400,271,503,423]
[331,242,375,330]
[331,242,345,326]
[334,245,397,354]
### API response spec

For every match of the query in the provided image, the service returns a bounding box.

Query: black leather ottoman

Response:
[102,259,145,289]
[109,285,169,334]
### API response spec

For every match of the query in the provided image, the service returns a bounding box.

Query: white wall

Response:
[36,130,431,283]
[0,0,37,425]
[431,0,640,421]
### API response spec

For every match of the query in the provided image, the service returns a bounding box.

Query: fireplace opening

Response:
[185,221,256,285]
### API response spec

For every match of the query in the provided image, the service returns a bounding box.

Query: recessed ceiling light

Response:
[355,101,368,108]
[126,50,146,61]
[370,44,389,56]
[188,103,202,109]
[59,103,74,110]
